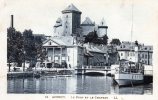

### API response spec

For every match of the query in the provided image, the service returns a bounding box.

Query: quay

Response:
[7,68,75,78]
[7,71,40,78]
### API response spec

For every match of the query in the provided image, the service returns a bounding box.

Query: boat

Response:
[113,0,145,87]
[113,59,144,86]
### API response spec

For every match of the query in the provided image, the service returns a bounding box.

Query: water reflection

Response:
[7,75,152,94]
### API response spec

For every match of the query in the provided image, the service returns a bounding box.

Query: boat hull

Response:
[114,73,144,86]
[114,79,144,86]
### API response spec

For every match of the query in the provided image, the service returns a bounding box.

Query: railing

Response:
[83,66,110,70]
[144,70,153,76]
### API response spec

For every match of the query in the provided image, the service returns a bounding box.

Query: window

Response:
[49,42,51,45]
[144,60,147,64]
[130,52,132,56]
[66,15,68,18]
[121,53,123,56]
[68,56,70,61]
[142,54,144,58]
[145,54,147,59]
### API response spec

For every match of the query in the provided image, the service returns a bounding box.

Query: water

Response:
[7,75,152,94]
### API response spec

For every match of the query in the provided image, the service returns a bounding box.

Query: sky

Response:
[0,0,158,45]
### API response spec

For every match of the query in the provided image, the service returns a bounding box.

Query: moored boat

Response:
[113,60,144,87]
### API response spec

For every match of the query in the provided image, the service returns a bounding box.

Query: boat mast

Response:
[129,0,134,73]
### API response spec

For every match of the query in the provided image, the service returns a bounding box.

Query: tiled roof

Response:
[43,36,76,47]
[83,44,105,53]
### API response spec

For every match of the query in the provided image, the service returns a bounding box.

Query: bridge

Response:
[75,66,111,75]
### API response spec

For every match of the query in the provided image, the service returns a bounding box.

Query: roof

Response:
[54,23,62,27]
[54,17,62,27]
[83,44,105,54]
[56,17,62,23]
[84,51,94,57]
[81,17,94,25]
[99,18,107,26]
[62,4,81,13]
[43,36,75,47]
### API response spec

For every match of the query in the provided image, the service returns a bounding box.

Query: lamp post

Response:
[23,51,26,72]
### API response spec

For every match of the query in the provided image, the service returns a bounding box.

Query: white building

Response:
[117,41,153,65]
[43,36,84,69]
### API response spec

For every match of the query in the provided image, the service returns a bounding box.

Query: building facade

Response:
[117,41,153,65]
[42,36,84,69]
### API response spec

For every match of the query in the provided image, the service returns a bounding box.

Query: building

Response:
[83,43,108,67]
[117,41,153,65]
[43,4,109,69]
[80,17,95,36]
[53,4,108,38]
[43,36,84,69]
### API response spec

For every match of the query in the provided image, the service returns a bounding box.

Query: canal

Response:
[7,75,152,94]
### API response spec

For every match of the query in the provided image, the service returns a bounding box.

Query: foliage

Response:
[7,27,23,71]
[110,38,121,45]
[7,28,46,69]
[84,31,108,45]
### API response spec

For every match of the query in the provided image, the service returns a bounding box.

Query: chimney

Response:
[11,15,14,28]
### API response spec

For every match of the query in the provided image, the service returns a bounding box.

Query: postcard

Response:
[0,0,158,100]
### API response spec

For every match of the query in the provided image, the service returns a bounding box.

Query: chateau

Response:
[42,4,153,69]
[42,4,109,69]
[53,4,108,38]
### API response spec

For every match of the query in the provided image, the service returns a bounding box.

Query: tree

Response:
[102,34,108,45]
[23,29,36,67]
[84,30,98,43]
[110,38,121,45]
[34,35,47,64]
[84,31,108,45]
[7,27,23,71]
[7,27,16,71]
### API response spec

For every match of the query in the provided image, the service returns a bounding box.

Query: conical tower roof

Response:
[99,18,107,26]
[82,17,94,25]
[56,17,62,23]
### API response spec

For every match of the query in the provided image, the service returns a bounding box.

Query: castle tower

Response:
[62,4,82,36]
[97,18,108,37]
[81,17,95,36]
